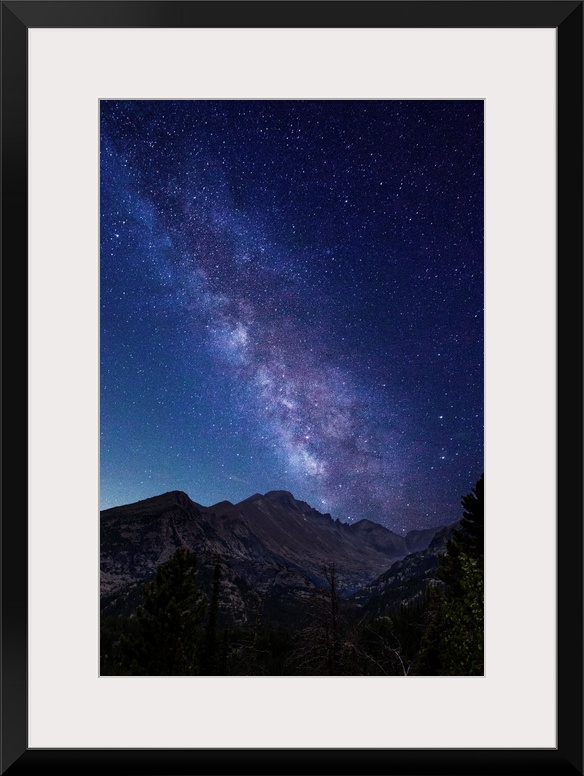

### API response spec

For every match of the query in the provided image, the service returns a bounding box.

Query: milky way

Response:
[100,101,483,532]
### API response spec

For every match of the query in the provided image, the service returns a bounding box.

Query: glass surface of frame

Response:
[4,1,582,774]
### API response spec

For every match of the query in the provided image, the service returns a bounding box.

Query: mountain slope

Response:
[101,489,441,620]
[350,520,460,614]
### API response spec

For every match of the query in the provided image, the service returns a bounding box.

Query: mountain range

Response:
[101,489,454,624]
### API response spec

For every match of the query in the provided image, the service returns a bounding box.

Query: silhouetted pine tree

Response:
[120,547,207,675]
[414,474,484,675]
[289,564,351,675]
[201,558,222,674]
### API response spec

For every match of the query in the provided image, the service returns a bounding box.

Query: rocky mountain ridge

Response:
[100,489,446,622]
[350,520,461,613]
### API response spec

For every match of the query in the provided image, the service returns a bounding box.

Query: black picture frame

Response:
[2,1,582,774]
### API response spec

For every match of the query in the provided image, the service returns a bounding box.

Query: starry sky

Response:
[100,100,483,533]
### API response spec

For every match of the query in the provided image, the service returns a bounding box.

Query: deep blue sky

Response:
[100,100,483,533]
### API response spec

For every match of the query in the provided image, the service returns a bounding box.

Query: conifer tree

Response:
[201,559,222,675]
[290,563,347,675]
[121,547,207,675]
[414,474,484,675]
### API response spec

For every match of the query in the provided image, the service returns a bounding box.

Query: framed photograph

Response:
[5,1,582,774]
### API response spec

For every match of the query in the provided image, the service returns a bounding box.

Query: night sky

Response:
[100,100,483,533]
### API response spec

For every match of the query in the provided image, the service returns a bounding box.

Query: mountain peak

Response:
[351,518,391,533]
[352,518,377,528]
[208,499,234,513]
[157,490,197,508]
[240,492,264,504]
[241,490,297,505]
[102,489,196,513]
[264,490,296,501]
